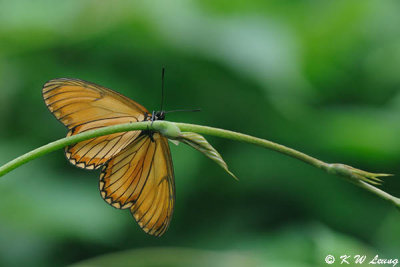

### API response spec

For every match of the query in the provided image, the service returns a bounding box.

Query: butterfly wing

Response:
[43,78,150,169]
[100,132,175,236]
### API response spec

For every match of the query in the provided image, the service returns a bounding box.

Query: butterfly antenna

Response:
[164,108,201,114]
[160,67,165,111]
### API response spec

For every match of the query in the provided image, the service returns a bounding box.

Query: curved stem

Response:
[0,121,399,208]
[174,123,400,208]
[174,123,328,170]
[0,121,149,177]
[354,180,400,208]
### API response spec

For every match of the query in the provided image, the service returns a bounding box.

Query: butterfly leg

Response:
[144,111,156,142]
[151,111,156,126]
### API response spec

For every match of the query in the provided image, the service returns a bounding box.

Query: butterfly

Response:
[42,78,174,237]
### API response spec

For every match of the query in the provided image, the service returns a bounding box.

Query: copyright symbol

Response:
[325,255,335,264]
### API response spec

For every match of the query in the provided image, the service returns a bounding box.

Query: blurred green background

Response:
[0,1,399,266]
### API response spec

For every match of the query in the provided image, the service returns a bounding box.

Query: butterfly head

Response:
[152,110,165,121]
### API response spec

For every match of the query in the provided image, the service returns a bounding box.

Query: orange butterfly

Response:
[42,78,174,237]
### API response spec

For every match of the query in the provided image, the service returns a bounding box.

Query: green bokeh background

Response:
[0,1,399,266]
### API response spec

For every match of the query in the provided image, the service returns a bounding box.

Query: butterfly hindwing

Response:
[43,78,149,169]
[100,132,175,236]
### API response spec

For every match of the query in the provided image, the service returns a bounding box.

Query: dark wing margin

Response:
[42,78,150,169]
[100,133,175,236]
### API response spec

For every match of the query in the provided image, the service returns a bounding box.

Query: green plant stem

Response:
[0,121,150,177]
[175,123,328,169]
[175,123,400,207]
[353,180,400,208]
[0,121,399,208]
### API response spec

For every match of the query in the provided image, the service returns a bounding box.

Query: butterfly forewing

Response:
[43,78,150,169]
[100,133,175,236]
